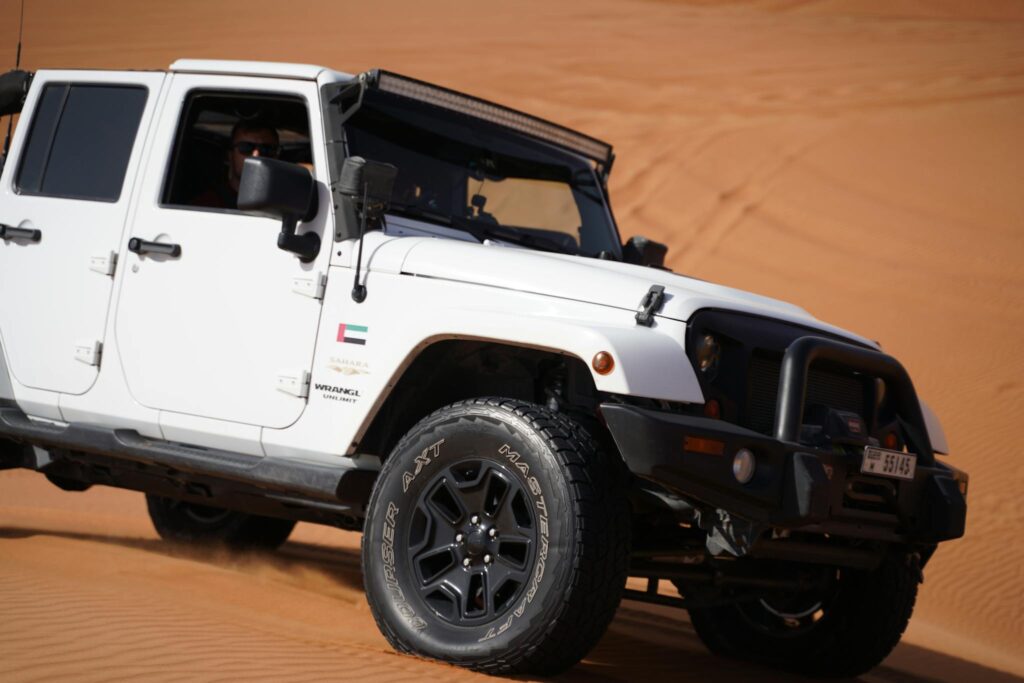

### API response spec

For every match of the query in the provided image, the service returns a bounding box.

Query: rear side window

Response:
[16,83,147,202]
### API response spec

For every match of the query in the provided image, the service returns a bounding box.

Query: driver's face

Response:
[229,128,279,189]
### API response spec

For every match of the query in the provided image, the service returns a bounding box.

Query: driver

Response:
[193,119,280,209]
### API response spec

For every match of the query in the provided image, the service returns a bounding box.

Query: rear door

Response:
[0,71,165,395]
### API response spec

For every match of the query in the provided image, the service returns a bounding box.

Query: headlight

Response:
[696,334,721,376]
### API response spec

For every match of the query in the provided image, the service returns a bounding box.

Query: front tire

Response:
[145,494,296,550]
[362,398,629,675]
[685,554,919,678]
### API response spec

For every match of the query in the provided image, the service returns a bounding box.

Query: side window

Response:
[162,91,312,212]
[16,83,147,202]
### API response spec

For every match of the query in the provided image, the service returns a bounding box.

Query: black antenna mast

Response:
[2,0,26,159]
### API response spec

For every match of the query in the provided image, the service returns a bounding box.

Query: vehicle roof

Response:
[169,59,353,82]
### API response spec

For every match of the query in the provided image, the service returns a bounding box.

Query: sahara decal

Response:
[327,357,370,375]
[337,323,369,345]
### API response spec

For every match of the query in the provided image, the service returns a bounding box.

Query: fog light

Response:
[733,448,756,484]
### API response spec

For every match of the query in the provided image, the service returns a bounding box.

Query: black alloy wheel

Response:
[686,555,920,678]
[145,494,296,550]
[409,459,536,625]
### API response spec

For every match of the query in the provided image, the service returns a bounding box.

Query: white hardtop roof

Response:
[169,59,353,82]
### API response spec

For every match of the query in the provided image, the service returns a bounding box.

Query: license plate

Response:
[861,446,916,480]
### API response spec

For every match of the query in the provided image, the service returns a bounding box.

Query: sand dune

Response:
[2,471,1021,683]
[1,0,1023,679]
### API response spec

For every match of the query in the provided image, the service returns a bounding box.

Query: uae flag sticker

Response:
[337,323,368,345]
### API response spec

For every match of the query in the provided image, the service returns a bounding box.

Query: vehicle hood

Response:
[394,238,876,347]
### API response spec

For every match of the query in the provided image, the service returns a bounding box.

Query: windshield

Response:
[343,90,621,258]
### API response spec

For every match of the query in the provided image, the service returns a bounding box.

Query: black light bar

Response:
[0,70,33,116]
[369,70,614,169]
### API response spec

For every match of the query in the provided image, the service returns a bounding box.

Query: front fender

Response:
[261,271,703,461]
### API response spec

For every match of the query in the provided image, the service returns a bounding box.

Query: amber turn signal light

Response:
[684,436,725,456]
[592,351,615,375]
[703,399,721,419]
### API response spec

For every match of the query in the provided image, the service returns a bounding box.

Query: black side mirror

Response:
[238,157,320,263]
[336,156,398,303]
[336,156,398,237]
[623,235,669,269]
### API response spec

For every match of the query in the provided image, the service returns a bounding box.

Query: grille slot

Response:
[747,356,780,435]
[746,355,866,436]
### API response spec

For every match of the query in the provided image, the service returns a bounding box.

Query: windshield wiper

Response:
[384,203,576,255]
[450,217,577,255]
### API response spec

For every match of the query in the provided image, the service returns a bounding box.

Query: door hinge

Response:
[89,251,117,277]
[292,272,327,300]
[74,340,102,366]
[276,369,310,398]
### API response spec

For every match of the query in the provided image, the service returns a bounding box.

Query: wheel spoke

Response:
[424,476,467,527]
[407,505,434,556]
[481,467,512,518]
[486,561,526,615]
[493,486,534,534]
[446,463,488,517]
[413,545,457,586]
[495,533,532,570]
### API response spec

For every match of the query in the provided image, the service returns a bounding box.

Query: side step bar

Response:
[0,407,376,512]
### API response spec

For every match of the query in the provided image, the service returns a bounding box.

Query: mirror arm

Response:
[277,215,321,263]
[351,182,369,303]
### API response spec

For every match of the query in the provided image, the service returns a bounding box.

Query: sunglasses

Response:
[233,141,280,156]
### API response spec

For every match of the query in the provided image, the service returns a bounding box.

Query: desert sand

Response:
[1,0,1023,680]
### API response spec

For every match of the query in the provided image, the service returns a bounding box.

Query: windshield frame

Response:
[339,89,623,260]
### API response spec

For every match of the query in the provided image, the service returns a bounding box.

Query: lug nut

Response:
[483,554,492,564]
[488,528,497,538]
[463,558,471,567]
[455,533,464,543]
[470,515,480,525]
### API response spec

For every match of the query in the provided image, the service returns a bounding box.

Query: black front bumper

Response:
[601,337,967,545]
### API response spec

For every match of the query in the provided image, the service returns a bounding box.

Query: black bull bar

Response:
[601,337,966,544]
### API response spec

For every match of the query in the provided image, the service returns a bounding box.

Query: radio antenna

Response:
[3,0,26,159]
[15,0,25,68]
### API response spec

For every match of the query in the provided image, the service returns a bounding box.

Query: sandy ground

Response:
[1,0,1023,680]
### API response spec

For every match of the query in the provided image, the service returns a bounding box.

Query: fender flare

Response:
[918,398,949,455]
[382,308,705,405]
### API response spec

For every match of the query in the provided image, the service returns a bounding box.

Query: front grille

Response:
[687,310,876,440]
[746,355,866,436]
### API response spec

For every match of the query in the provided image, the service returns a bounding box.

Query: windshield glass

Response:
[343,91,621,258]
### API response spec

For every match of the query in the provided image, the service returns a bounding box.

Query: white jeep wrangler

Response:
[0,60,967,677]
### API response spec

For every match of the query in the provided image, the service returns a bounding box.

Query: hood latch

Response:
[635,285,666,327]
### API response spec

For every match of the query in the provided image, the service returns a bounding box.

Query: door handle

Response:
[128,237,181,258]
[0,224,42,242]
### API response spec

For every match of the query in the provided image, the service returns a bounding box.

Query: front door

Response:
[115,75,331,428]
[0,71,164,395]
